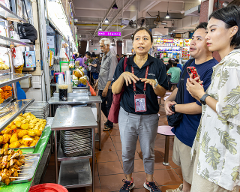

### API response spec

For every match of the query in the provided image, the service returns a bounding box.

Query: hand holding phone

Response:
[187,67,202,84]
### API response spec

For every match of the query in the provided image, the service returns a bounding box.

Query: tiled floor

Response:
[41,98,183,191]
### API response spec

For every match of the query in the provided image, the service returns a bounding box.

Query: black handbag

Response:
[17,0,37,44]
[167,59,194,127]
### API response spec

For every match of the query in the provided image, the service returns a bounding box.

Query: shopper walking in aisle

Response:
[88,52,100,86]
[112,27,168,192]
[186,5,240,192]
[167,62,181,90]
[117,54,121,62]
[166,59,173,90]
[85,52,92,80]
[83,51,89,64]
[98,38,117,131]
[76,54,87,68]
[175,59,183,71]
[164,22,218,192]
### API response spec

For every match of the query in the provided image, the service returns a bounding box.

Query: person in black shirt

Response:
[166,59,173,71]
[112,27,168,192]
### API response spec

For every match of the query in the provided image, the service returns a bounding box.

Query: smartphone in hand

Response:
[187,66,202,84]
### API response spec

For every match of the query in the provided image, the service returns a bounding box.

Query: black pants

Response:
[98,89,113,127]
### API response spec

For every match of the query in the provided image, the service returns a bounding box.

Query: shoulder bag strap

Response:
[123,57,127,71]
[179,58,194,104]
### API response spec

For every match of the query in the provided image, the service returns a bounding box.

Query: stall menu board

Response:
[154,39,174,46]
[184,39,191,47]
[182,47,190,60]
[174,39,184,47]
[157,47,181,52]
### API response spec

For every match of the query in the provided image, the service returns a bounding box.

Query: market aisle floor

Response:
[41,98,183,192]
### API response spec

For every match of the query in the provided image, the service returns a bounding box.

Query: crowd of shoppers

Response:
[165,22,218,192]
[112,5,240,192]
[73,5,240,192]
[186,5,240,192]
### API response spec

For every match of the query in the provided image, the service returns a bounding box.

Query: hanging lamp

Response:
[165,2,170,19]
[104,18,109,24]
[112,3,118,9]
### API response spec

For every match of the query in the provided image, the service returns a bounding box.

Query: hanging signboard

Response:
[98,31,121,36]
[47,36,55,49]
[25,51,36,68]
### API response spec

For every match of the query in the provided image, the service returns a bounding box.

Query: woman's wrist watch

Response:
[171,104,176,112]
[154,79,158,89]
[200,94,210,105]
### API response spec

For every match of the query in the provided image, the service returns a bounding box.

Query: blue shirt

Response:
[171,58,218,147]
[177,63,183,71]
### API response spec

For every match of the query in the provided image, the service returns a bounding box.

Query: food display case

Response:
[0,3,52,191]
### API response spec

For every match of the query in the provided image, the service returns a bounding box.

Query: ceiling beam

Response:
[103,0,136,33]
[74,8,108,11]
[92,0,120,39]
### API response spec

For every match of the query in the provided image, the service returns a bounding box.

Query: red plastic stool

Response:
[157,125,174,166]
[29,183,68,192]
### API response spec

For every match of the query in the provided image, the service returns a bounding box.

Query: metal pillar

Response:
[36,0,51,101]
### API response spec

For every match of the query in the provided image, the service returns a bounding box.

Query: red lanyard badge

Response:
[131,65,149,112]
[131,65,149,94]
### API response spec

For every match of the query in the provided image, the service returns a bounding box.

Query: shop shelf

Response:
[57,146,92,161]
[0,35,33,48]
[0,3,27,22]
[0,97,12,110]
[0,99,34,131]
[0,73,31,88]
[58,159,92,188]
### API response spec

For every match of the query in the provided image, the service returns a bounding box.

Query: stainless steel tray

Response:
[3,153,41,185]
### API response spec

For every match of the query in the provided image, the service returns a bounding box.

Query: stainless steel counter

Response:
[51,106,97,191]
[48,96,102,151]
[48,96,101,105]
[51,107,98,130]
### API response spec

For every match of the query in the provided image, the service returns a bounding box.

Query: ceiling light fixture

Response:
[104,18,109,24]
[165,11,170,19]
[99,26,102,31]
[112,3,118,9]
[165,2,170,19]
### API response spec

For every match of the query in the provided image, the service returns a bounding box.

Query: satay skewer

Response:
[9,176,27,179]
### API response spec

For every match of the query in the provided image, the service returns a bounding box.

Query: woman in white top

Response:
[186,5,240,192]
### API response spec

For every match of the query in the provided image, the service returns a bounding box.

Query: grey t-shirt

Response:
[98,51,117,90]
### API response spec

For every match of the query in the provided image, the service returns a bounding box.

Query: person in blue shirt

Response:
[175,59,183,71]
[164,22,218,192]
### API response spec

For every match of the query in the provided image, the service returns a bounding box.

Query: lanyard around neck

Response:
[131,65,149,93]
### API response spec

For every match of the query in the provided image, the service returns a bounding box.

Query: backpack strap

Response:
[123,57,127,71]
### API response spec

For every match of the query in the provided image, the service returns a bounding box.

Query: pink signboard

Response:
[98,31,121,36]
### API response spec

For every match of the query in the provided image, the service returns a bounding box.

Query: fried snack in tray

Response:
[0,148,25,185]
[0,112,46,149]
